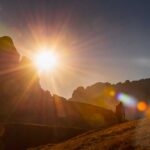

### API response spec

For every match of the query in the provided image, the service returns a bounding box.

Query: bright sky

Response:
[0,0,150,98]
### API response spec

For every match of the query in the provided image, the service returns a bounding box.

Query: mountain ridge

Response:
[70,78,150,119]
[0,36,118,129]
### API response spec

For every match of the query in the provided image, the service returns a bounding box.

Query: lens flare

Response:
[137,101,148,112]
[117,93,136,107]
[109,90,116,97]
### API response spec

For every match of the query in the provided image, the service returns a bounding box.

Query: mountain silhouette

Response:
[0,36,120,149]
[0,36,117,129]
[70,79,150,119]
[1,36,149,150]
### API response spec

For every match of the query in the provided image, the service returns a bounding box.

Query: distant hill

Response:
[0,36,117,130]
[29,118,150,150]
[69,79,150,119]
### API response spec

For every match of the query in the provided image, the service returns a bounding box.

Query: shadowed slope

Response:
[30,118,150,150]
[0,123,86,150]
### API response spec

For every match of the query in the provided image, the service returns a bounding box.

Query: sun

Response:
[34,50,59,72]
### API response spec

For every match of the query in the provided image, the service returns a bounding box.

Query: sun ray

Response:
[6,73,38,121]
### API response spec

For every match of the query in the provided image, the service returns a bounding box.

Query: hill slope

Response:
[0,123,87,150]
[29,118,150,150]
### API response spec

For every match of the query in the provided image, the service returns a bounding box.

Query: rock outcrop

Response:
[70,79,150,119]
[0,36,118,129]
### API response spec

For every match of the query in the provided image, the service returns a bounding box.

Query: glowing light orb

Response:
[137,101,148,112]
[34,50,59,72]
[117,93,136,107]
[109,90,116,97]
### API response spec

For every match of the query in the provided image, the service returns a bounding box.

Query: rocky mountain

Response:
[0,36,117,129]
[70,79,150,119]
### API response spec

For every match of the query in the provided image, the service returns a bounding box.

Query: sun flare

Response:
[34,50,59,72]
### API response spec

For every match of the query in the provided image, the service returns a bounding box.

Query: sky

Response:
[0,0,150,98]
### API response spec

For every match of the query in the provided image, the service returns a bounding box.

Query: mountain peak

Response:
[0,36,20,60]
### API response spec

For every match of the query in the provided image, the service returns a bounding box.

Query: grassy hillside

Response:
[29,118,150,150]
[0,123,86,150]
